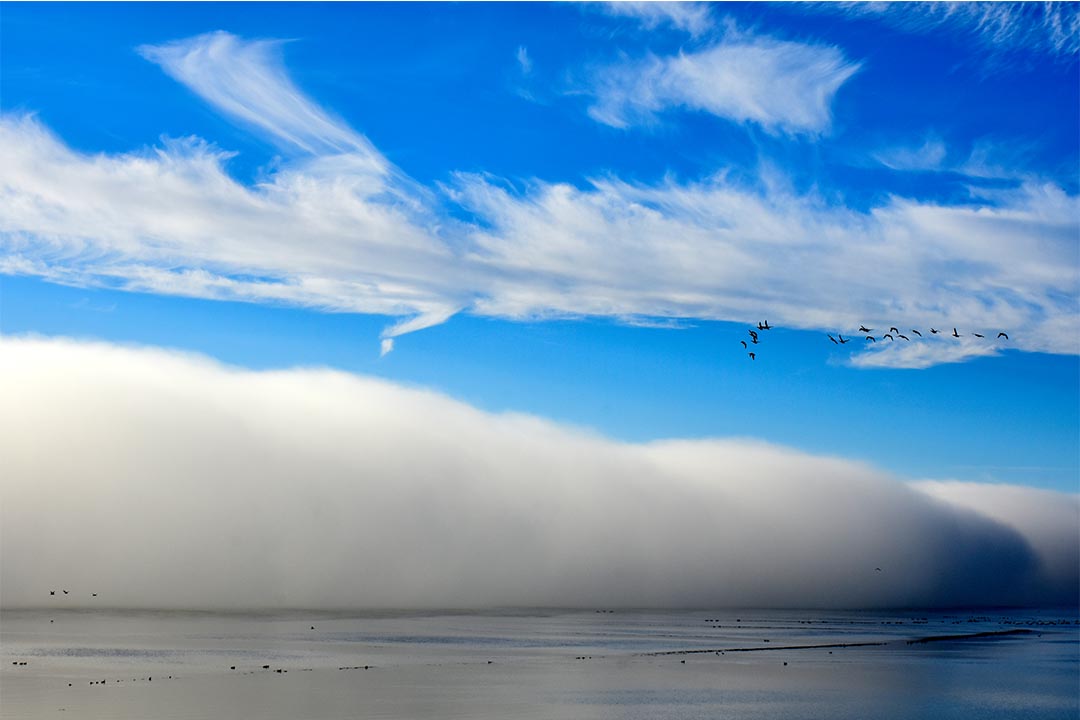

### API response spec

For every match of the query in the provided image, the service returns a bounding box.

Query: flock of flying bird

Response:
[741,320,1009,360]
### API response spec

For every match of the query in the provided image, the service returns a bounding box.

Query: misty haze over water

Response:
[2,607,1077,720]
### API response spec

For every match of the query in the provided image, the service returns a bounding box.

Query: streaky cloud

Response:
[584,34,859,134]
[1,113,1076,365]
[823,1,1080,60]
[138,31,384,163]
[596,1,715,37]
[455,172,1079,362]
[1,30,1076,366]
[1,337,1075,610]
[873,136,948,172]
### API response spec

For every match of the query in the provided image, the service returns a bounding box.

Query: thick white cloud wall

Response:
[1,338,1074,609]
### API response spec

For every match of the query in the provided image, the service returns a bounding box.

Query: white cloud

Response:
[830,2,1080,60]
[454,173,1079,365]
[873,136,948,172]
[0,114,466,337]
[584,35,860,134]
[1,337,1075,609]
[138,31,383,160]
[2,112,1076,367]
[1,31,1076,368]
[598,1,715,37]
[913,480,1079,596]
[516,45,533,75]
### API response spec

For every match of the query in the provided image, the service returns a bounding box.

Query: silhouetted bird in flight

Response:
[952,328,960,337]
[741,341,747,349]
[883,333,894,340]
[859,325,872,333]
[748,330,759,340]
[930,328,940,334]
[50,591,55,596]
[748,352,756,360]
[890,327,899,334]
[758,320,772,330]
[838,335,850,344]
[875,567,882,572]
[828,334,838,344]
[62,590,68,595]
[910,329,922,337]
[897,334,909,341]
[866,336,876,342]
[972,333,984,338]
[997,332,1009,339]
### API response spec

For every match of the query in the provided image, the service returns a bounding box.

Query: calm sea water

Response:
[2,608,1076,719]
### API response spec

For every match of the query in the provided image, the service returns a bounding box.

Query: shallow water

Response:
[2,608,1077,719]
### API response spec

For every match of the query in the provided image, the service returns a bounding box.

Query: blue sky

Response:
[2,2,1078,491]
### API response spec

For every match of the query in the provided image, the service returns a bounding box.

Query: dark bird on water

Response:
[859,325,872,333]
[998,332,1009,339]
[910,329,922,337]
[952,328,960,337]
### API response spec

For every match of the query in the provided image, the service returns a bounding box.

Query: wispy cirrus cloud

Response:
[138,31,381,160]
[1,31,1076,368]
[873,136,948,172]
[583,34,860,134]
[453,172,1078,365]
[597,1,715,37]
[2,111,1076,367]
[820,2,1080,60]
[0,114,465,345]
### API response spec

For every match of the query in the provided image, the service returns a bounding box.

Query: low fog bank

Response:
[1,338,1075,609]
